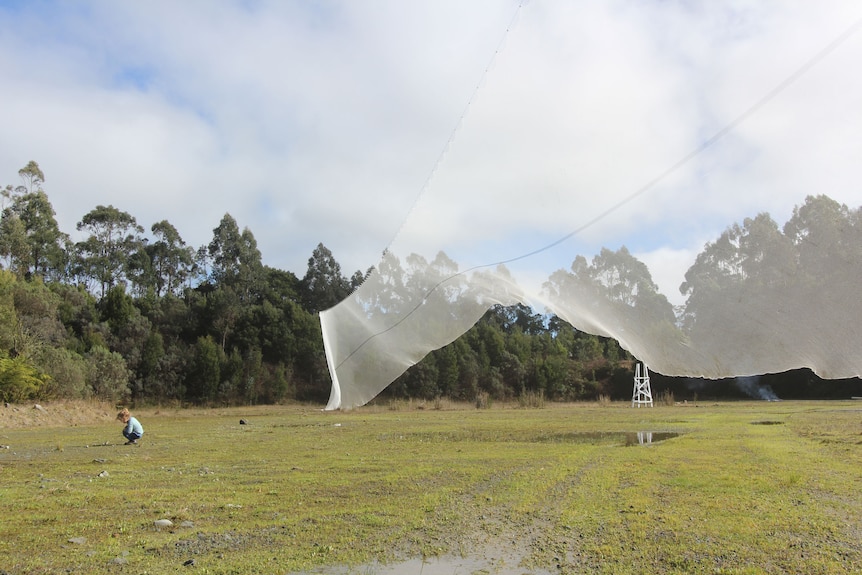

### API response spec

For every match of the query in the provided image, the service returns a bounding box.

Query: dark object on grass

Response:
[239,419,247,425]
[183,559,195,566]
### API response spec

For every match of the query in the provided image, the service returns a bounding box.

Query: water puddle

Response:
[288,554,556,575]
[624,431,679,446]
[537,430,679,446]
[394,430,680,446]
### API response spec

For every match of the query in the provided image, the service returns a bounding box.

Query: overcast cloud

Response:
[1,1,860,306]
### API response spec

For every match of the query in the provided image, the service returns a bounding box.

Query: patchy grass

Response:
[0,401,860,574]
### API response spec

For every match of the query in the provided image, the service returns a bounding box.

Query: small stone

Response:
[154,519,174,528]
[98,470,109,478]
[180,520,195,528]
[110,557,128,565]
[183,558,196,566]
[68,537,87,545]
[239,419,247,425]
[33,404,47,413]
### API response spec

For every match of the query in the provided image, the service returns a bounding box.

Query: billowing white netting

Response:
[321,1,862,409]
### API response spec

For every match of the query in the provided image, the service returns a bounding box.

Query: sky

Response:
[1,0,861,307]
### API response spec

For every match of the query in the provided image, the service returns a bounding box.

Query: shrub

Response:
[475,391,492,409]
[0,356,49,402]
[518,389,545,408]
[36,347,89,399]
[86,346,132,402]
[658,389,675,406]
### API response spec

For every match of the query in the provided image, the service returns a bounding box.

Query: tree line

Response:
[0,161,858,405]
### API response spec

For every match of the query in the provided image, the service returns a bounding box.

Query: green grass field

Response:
[0,400,860,574]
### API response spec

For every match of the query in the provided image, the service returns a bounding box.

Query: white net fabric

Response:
[321,1,862,409]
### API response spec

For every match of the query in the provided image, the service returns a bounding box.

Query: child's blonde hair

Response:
[117,408,130,423]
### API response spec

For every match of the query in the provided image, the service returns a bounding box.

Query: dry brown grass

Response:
[0,400,118,429]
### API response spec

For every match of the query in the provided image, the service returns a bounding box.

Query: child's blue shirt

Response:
[125,416,143,436]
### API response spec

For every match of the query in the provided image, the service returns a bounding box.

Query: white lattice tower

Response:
[632,362,653,407]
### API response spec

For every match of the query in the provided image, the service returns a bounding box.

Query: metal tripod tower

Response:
[632,362,653,407]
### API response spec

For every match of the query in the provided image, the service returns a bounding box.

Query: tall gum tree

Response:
[148,220,194,296]
[74,205,145,298]
[0,162,70,281]
[208,213,264,301]
[300,243,350,314]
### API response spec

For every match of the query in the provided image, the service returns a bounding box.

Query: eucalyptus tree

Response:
[208,213,264,301]
[0,271,19,353]
[74,205,145,298]
[405,251,465,310]
[16,190,71,281]
[196,214,265,366]
[124,244,155,297]
[146,220,194,296]
[354,250,407,319]
[0,212,30,277]
[678,210,813,375]
[300,243,351,314]
[186,335,221,402]
[680,212,795,330]
[782,195,862,368]
[589,247,674,325]
[0,163,70,281]
[490,302,545,336]
[783,194,859,282]
[248,266,303,363]
[208,214,242,286]
[350,267,371,291]
[190,245,210,288]
[16,161,45,194]
[545,246,675,337]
